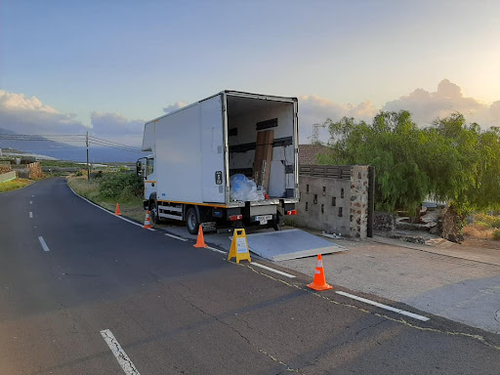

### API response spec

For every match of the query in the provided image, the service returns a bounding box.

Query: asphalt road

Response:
[1,178,499,375]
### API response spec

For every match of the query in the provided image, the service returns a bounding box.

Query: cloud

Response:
[383,79,500,127]
[163,101,187,114]
[298,96,377,143]
[90,112,146,147]
[0,90,87,134]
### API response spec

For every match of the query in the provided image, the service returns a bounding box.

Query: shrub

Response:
[98,172,143,200]
[474,221,492,230]
[474,213,500,228]
[493,229,500,241]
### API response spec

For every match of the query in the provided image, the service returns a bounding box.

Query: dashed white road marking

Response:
[100,329,141,375]
[30,201,33,205]
[68,186,154,231]
[38,236,50,252]
[252,262,296,279]
[31,195,34,198]
[335,291,430,322]
[165,233,188,242]
[29,212,33,219]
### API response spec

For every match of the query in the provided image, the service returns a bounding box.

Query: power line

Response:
[0,133,143,154]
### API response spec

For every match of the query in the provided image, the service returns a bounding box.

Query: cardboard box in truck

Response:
[137,90,299,234]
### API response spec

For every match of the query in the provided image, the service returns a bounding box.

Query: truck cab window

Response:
[146,158,154,177]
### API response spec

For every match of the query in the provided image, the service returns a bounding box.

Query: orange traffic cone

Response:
[193,224,208,248]
[143,210,153,229]
[307,254,333,291]
[114,203,121,216]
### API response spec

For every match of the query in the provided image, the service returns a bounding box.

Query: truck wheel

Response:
[150,202,160,225]
[186,207,199,235]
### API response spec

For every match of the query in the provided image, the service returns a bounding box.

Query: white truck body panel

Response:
[155,102,205,203]
[200,96,225,203]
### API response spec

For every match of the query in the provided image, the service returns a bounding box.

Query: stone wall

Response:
[374,212,396,231]
[28,162,43,179]
[294,165,370,238]
[0,165,12,174]
[0,170,16,183]
[11,162,43,179]
[349,166,369,238]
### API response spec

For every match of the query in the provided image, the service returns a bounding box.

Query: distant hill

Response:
[0,128,144,162]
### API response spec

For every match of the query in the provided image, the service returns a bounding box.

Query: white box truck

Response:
[137,90,299,234]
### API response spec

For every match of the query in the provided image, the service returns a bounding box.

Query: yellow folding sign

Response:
[228,228,251,264]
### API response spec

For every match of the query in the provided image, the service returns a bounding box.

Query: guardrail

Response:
[0,171,16,183]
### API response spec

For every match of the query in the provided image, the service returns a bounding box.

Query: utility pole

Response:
[86,131,90,181]
[311,124,321,144]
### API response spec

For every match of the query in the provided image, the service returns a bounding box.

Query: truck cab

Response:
[137,156,159,220]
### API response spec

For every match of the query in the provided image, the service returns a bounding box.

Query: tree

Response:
[319,110,431,215]
[318,110,500,235]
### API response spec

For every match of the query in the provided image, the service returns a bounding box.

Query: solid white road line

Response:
[206,246,227,254]
[252,262,296,279]
[335,291,430,322]
[38,236,50,252]
[165,233,188,242]
[29,212,33,219]
[100,329,141,375]
[68,186,154,231]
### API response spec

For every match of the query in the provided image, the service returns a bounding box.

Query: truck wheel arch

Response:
[148,192,157,208]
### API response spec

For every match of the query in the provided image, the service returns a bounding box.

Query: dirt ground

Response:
[462,238,500,251]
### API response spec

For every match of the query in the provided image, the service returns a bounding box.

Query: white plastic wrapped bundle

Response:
[230,174,265,201]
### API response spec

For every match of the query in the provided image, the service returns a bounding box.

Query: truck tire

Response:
[150,202,160,225]
[186,207,199,235]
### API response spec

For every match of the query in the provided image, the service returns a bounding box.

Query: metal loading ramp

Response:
[245,229,345,261]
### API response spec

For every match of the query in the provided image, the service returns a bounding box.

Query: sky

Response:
[1,0,499,146]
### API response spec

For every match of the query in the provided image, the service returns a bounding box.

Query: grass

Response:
[463,213,500,240]
[67,175,145,222]
[0,178,33,193]
[463,224,495,240]
[41,160,83,168]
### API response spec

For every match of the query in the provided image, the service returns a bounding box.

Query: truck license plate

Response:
[256,215,273,225]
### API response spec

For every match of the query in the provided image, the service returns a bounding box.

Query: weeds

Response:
[67,172,145,222]
[463,225,495,240]
[0,178,32,193]
[493,229,500,241]
[464,213,500,240]
[474,213,500,229]
[98,172,143,201]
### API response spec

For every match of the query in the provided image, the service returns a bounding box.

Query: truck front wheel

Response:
[186,207,199,235]
[150,202,160,225]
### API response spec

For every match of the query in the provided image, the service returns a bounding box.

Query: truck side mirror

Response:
[136,161,143,177]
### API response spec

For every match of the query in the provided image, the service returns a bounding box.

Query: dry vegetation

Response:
[67,173,145,222]
[0,178,33,193]
[463,213,500,241]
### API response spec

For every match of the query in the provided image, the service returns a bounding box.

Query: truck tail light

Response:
[286,210,297,216]
[229,215,243,221]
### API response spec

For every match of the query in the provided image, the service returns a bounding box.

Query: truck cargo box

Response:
[140,90,299,233]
